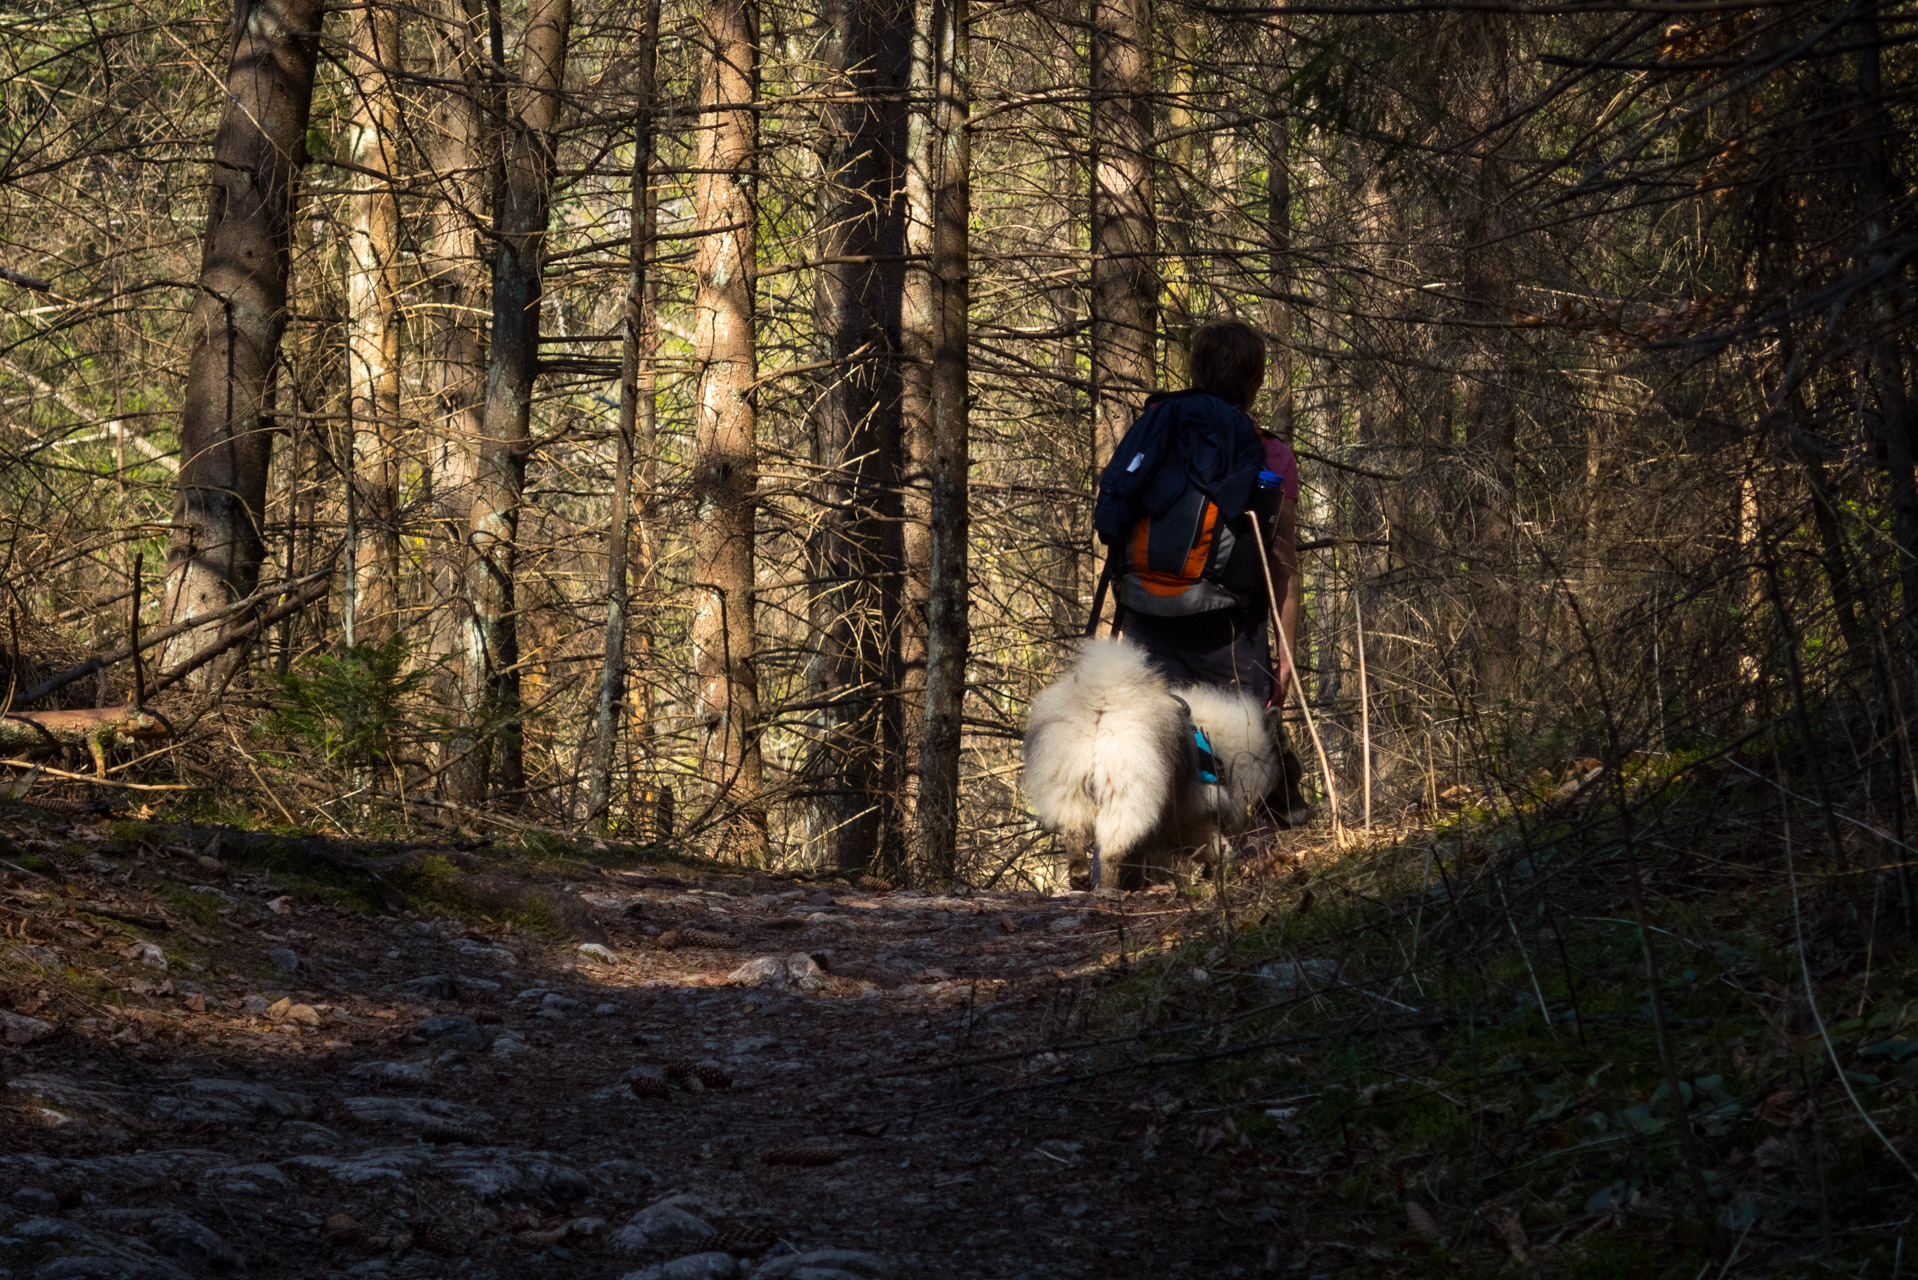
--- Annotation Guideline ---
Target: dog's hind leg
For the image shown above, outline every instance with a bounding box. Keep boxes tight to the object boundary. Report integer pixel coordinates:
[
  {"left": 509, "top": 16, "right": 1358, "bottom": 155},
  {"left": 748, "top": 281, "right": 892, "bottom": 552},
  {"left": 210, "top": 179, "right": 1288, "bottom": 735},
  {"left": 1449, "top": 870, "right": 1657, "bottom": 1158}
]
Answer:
[{"left": 1064, "top": 831, "right": 1093, "bottom": 892}]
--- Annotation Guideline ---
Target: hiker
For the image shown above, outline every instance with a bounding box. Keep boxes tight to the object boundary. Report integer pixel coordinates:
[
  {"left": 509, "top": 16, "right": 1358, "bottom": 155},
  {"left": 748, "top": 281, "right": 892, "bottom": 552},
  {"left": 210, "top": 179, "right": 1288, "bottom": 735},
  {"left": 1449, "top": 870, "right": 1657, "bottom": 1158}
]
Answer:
[{"left": 1091, "top": 318, "right": 1310, "bottom": 822}]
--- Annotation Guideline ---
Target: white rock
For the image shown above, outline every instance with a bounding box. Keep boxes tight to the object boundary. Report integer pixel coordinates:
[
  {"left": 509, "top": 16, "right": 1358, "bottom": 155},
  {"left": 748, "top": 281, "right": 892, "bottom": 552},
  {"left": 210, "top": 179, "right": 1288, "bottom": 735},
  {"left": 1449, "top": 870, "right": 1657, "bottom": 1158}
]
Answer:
[
  {"left": 578, "top": 942, "right": 620, "bottom": 964},
  {"left": 426, "top": 1148, "right": 592, "bottom": 1204},
  {"left": 608, "top": 1197, "right": 716, "bottom": 1256},
  {"left": 4, "top": 1074, "right": 134, "bottom": 1123},
  {"left": 1256, "top": 959, "right": 1339, "bottom": 990},
  {"left": 784, "top": 953, "right": 828, "bottom": 991},
  {"left": 727, "top": 956, "right": 789, "bottom": 987},
  {"left": 751, "top": 1250, "right": 893, "bottom": 1280},
  {"left": 452, "top": 938, "right": 516, "bottom": 966},
  {"left": 0, "top": 1008, "right": 53, "bottom": 1045},
  {"left": 621, "top": 1254, "right": 742, "bottom": 1280},
  {"left": 489, "top": 1033, "right": 531, "bottom": 1059},
  {"left": 148, "top": 1078, "right": 313, "bottom": 1128},
  {"left": 727, "top": 953, "right": 828, "bottom": 990},
  {"left": 340, "top": 1096, "right": 494, "bottom": 1139},
  {"left": 10, "top": 1216, "right": 195, "bottom": 1280},
  {"left": 206, "top": 1161, "right": 293, "bottom": 1194},
  {"left": 346, "top": 1061, "right": 434, "bottom": 1087},
  {"left": 121, "top": 940, "right": 167, "bottom": 971},
  {"left": 148, "top": 1210, "right": 240, "bottom": 1271}
]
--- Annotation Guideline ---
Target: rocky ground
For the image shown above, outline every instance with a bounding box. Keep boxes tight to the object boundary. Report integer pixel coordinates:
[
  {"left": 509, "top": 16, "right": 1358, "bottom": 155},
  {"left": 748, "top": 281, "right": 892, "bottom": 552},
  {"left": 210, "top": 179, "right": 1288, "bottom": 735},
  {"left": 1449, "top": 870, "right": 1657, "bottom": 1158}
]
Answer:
[{"left": 0, "top": 807, "right": 1273, "bottom": 1280}]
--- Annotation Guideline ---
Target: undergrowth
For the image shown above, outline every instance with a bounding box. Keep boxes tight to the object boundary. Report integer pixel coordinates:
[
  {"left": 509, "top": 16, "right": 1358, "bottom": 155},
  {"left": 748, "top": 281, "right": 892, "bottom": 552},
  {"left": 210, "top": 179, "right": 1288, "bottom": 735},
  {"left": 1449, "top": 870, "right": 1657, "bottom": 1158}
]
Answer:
[{"left": 1094, "top": 752, "right": 1918, "bottom": 1277}]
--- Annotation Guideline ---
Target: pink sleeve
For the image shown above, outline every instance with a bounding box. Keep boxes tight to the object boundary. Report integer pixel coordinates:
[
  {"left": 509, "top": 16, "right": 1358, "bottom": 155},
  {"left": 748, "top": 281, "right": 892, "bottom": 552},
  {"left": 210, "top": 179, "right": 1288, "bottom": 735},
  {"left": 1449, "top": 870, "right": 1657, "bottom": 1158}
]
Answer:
[{"left": 1263, "top": 437, "right": 1300, "bottom": 503}]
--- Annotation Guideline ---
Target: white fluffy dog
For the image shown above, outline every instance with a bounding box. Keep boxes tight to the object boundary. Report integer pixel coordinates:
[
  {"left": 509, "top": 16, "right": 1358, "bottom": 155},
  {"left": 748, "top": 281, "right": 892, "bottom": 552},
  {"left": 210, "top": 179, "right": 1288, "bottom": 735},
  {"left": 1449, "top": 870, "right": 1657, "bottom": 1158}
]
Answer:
[{"left": 1023, "top": 637, "right": 1290, "bottom": 890}]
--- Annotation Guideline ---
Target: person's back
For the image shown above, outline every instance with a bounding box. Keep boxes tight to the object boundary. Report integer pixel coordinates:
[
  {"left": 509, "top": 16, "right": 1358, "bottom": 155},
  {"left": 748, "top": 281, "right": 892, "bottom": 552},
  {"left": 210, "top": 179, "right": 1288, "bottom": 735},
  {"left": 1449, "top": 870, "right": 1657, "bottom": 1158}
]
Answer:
[{"left": 1093, "top": 319, "right": 1309, "bottom": 824}]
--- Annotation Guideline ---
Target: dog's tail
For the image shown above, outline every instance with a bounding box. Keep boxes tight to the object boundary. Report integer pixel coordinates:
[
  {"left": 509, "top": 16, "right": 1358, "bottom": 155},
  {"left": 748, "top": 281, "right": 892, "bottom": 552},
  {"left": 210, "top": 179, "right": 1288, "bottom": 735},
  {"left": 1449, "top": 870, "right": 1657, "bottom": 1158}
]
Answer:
[{"left": 1024, "top": 638, "right": 1184, "bottom": 856}]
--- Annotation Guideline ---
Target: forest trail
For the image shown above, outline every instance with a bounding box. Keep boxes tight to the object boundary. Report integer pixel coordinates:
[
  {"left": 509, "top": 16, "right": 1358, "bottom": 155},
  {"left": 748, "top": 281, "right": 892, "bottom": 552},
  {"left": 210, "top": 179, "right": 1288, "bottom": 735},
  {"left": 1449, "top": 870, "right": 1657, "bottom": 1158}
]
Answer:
[{"left": 0, "top": 807, "right": 1271, "bottom": 1280}]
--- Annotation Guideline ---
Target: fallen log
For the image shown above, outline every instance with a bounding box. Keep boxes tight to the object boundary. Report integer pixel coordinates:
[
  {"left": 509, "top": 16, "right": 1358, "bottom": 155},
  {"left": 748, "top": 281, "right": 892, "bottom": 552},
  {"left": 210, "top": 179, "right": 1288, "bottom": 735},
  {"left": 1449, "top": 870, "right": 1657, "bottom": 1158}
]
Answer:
[
  {"left": 0, "top": 706, "right": 173, "bottom": 775},
  {"left": 0, "top": 759, "right": 196, "bottom": 791},
  {"left": 128, "top": 823, "right": 412, "bottom": 912},
  {"left": 147, "top": 571, "right": 332, "bottom": 696},
  {"left": 5, "top": 561, "right": 335, "bottom": 711}
]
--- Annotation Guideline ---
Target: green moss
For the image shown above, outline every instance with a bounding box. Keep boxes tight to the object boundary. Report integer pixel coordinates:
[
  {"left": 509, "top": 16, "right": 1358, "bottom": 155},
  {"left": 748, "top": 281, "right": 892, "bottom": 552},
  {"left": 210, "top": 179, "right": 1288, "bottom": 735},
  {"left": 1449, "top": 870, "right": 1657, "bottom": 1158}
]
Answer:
[
  {"left": 154, "top": 885, "right": 227, "bottom": 929},
  {"left": 391, "top": 855, "right": 567, "bottom": 938},
  {"left": 397, "top": 852, "right": 460, "bottom": 890}
]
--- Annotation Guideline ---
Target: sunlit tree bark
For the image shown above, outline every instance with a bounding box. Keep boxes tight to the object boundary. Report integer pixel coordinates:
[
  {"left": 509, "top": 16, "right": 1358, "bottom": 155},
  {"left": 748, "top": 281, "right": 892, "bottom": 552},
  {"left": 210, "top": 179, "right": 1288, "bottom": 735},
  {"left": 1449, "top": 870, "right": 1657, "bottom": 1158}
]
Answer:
[
  {"left": 691, "top": 0, "right": 766, "bottom": 859},
  {"left": 587, "top": 0, "right": 660, "bottom": 827},
  {"left": 907, "top": 0, "right": 969, "bottom": 884},
  {"left": 159, "top": 0, "right": 324, "bottom": 682},
  {"left": 461, "top": 0, "right": 571, "bottom": 803},
  {"left": 422, "top": 0, "right": 488, "bottom": 800},
  {"left": 1089, "top": 0, "right": 1152, "bottom": 463},
  {"left": 343, "top": 0, "right": 402, "bottom": 644}
]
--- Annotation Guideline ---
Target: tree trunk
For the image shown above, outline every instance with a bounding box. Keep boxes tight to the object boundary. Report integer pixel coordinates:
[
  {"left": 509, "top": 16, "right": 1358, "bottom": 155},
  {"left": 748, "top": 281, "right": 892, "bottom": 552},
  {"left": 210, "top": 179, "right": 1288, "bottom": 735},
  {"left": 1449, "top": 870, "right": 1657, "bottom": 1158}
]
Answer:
[
  {"left": 1161, "top": 22, "right": 1195, "bottom": 387},
  {"left": 1264, "top": 64, "right": 1294, "bottom": 442},
  {"left": 587, "top": 0, "right": 659, "bottom": 828},
  {"left": 1852, "top": 0, "right": 1917, "bottom": 667},
  {"left": 1089, "top": 0, "right": 1153, "bottom": 464},
  {"left": 462, "top": 0, "right": 571, "bottom": 804},
  {"left": 423, "top": 0, "right": 488, "bottom": 802},
  {"left": 907, "top": 0, "right": 969, "bottom": 886},
  {"left": 345, "top": 0, "right": 403, "bottom": 644},
  {"left": 159, "top": 0, "right": 324, "bottom": 682},
  {"left": 807, "top": 0, "right": 910, "bottom": 873},
  {"left": 1458, "top": 16, "right": 1520, "bottom": 705},
  {"left": 691, "top": 0, "right": 766, "bottom": 860}
]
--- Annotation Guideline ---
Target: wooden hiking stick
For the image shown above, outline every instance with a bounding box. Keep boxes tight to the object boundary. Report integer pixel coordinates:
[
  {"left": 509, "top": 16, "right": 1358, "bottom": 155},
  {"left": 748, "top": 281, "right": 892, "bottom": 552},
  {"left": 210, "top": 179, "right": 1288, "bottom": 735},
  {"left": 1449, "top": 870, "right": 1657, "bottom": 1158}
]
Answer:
[{"left": 1247, "top": 515, "right": 1345, "bottom": 844}]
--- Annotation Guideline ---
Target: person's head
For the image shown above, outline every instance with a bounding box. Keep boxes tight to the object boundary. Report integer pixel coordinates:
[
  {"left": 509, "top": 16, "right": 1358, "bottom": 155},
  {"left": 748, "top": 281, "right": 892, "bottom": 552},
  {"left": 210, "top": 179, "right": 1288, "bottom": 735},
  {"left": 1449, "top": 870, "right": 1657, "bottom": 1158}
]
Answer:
[{"left": 1190, "top": 320, "right": 1266, "bottom": 411}]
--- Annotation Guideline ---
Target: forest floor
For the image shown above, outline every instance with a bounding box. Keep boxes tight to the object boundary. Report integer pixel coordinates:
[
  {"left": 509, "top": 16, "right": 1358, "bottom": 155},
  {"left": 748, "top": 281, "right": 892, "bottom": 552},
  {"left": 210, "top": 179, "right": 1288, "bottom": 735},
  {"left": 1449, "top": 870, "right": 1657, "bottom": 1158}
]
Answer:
[
  {"left": 0, "top": 798, "right": 1296, "bottom": 1280},
  {"left": 6, "top": 763, "right": 1918, "bottom": 1280}
]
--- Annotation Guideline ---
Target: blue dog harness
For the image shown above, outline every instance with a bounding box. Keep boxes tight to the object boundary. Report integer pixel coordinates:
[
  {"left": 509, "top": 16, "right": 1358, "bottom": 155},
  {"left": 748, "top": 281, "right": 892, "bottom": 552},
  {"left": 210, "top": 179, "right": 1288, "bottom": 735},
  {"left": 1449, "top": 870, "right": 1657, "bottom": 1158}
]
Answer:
[{"left": 1193, "top": 725, "right": 1220, "bottom": 785}]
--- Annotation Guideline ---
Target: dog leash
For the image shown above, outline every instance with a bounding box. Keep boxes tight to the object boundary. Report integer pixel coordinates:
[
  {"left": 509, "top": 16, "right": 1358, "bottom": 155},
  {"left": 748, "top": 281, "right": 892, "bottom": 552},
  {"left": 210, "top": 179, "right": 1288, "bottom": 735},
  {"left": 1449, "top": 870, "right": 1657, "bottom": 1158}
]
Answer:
[{"left": 1082, "top": 540, "right": 1127, "bottom": 638}]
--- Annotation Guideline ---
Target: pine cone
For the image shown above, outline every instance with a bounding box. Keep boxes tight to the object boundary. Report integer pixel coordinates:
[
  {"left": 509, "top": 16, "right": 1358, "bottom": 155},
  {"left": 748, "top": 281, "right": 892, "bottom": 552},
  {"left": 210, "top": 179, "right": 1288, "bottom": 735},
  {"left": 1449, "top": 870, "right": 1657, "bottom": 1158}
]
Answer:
[
  {"left": 699, "top": 1224, "right": 773, "bottom": 1257},
  {"left": 663, "top": 1059, "right": 701, "bottom": 1091},
  {"left": 855, "top": 875, "right": 892, "bottom": 892},
  {"left": 679, "top": 928, "right": 739, "bottom": 950},
  {"left": 761, "top": 1144, "right": 848, "bottom": 1167},
  {"left": 1405, "top": 1201, "right": 1441, "bottom": 1242},
  {"left": 628, "top": 1071, "right": 672, "bottom": 1100},
  {"left": 412, "top": 1222, "right": 456, "bottom": 1255},
  {"left": 325, "top": 1213, "right": 364, "bottom": 1246},
  {"left": 693, "top": 1060, "right": 732, "bottom": 1090},
  {"left": 655, "top": 930, "right": 681, "bottom": 949}
]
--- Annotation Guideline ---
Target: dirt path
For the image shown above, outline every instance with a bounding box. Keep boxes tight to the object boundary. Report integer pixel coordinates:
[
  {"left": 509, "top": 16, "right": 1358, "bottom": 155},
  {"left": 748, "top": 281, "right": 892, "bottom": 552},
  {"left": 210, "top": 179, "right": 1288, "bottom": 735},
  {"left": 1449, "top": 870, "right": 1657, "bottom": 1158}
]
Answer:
[{"left": 1, "top": 818, "right": 1266, "bottom": 1280}]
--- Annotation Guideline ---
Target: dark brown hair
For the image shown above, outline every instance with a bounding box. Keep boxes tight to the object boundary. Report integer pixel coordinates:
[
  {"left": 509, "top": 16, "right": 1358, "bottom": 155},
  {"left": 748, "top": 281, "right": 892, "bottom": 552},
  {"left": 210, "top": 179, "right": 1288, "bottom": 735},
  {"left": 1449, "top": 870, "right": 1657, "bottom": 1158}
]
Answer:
[{"left": 1189, "top": 320, "right": 1266, "bottom": 410}]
